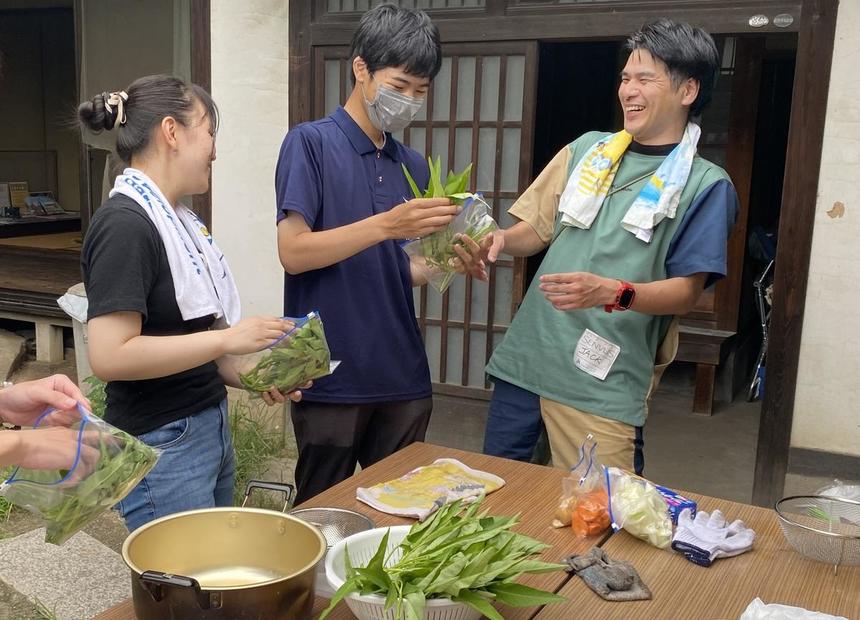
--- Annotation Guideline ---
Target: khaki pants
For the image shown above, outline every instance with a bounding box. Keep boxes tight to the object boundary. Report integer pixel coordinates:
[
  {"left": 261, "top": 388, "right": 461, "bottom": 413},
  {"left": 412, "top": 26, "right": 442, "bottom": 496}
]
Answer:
[{"left": 541, "top": 319, "right": 679, "bottom": 472}]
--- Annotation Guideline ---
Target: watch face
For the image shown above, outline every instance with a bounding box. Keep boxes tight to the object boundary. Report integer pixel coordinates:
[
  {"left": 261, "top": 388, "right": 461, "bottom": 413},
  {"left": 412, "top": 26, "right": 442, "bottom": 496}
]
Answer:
[{"left": 619, "top": 287, "right": 635, "bottom": 308}]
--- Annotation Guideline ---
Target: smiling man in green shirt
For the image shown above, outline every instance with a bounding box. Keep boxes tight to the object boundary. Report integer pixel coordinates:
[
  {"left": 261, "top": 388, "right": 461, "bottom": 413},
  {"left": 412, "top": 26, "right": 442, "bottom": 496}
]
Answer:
[{"left": 459, "top": 19, "right": 738, "bottom": 473}]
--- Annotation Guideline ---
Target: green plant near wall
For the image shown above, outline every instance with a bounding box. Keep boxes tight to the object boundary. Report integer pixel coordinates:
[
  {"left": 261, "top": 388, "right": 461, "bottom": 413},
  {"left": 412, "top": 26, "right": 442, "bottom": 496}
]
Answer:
[
  {"left": 0, "top": 467, "right": 12, "bottom": 527},
  {"left": 82, "top": 376, "right": 106, "bottom": 418},
  {"left": 229, "top": 398, "right": 285, "bottom": 507}
]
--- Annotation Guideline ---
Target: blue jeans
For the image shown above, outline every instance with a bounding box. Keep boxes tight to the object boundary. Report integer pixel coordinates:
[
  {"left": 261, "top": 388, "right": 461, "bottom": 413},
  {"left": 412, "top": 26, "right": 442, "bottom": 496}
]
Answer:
[
  {"left": 118, "top": 399, "right": 236, "bottom": 532},
  {"left": 483, "top": 377, "right": 544, "bottom": 462}
]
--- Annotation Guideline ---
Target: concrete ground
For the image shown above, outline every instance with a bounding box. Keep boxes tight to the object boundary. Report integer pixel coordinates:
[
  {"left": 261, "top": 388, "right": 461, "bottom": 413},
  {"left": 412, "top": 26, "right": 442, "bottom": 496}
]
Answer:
[{"left": 1, "top": 326, "right": 856, "bottom": 618}]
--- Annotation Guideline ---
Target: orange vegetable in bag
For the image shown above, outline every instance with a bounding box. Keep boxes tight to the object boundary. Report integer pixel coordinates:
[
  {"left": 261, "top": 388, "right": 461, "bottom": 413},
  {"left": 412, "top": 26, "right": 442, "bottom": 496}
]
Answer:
[{"left": 571, "top": 488, "right": 610, "bottom": 537}]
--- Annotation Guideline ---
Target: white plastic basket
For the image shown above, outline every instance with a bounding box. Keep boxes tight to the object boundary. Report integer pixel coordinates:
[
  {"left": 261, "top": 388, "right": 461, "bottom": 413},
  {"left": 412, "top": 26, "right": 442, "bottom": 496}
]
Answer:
[{"left": 325, "top": 525, "right": 481, "bottom": 620}]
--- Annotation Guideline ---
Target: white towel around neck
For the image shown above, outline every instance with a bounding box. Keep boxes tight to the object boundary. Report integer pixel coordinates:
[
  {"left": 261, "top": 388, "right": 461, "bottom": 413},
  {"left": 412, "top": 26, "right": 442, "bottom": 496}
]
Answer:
[{"left": 109, "top": 168, "right": 241, "bottom": 326}]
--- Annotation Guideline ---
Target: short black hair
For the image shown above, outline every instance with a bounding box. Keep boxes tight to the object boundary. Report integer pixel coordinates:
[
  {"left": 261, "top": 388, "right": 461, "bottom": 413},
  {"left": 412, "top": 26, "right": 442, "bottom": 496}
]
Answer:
[
  {"left": 625, "top": 18, "right": 720, "bottom": 116},
  {"left": 349, "top": 3, "right": 442, "bottom": 83},
  {"left": 78, "top": 74, "right": 218, "bottom": 164}
]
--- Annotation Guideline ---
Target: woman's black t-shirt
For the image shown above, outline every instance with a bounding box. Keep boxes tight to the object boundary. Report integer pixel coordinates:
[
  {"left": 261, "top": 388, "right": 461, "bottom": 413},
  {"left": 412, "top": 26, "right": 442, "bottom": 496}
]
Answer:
[{"left": 81, "top": 194, "right": 226, "bottom": 436}]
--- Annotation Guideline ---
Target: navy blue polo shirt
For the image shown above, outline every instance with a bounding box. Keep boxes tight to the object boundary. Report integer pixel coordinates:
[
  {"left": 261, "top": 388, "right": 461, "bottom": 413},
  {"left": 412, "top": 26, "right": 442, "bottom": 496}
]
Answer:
[{"left": 275, "top": 107, "right": 432, "bottom": 403}]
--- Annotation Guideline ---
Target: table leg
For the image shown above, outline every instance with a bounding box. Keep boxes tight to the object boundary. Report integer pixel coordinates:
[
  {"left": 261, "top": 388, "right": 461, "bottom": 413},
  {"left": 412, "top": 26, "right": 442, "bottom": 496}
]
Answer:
[
  {"left": 35, "top": 321, "right": 64, "bottom": 362},
  {"left": 692, "top": 363, "right": 715, "bottom": 416}
]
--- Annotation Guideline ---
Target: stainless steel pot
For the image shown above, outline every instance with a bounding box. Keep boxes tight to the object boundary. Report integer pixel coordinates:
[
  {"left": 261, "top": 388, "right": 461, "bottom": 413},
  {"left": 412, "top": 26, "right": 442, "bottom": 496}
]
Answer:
[{"left": 121, "top": 482, "right": 326, "bottom": 619}]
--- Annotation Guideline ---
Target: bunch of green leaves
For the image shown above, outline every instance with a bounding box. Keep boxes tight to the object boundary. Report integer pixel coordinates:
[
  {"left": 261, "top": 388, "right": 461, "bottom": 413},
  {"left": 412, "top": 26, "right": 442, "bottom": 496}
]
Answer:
[
  {"left": 238, "top": 313, "right": 331, "bottom": 396},
  {"left": 1, "top": 416, "right": 159, "bottom": 545},
  {"left": 402, "top": 157, "right": 473, "bottom": 203},
  {"left": 321, "top": 497, "right": 566, "bottom": 620},
  {"left": 403, "top": 158, "right": 497, "bottom": 292}
]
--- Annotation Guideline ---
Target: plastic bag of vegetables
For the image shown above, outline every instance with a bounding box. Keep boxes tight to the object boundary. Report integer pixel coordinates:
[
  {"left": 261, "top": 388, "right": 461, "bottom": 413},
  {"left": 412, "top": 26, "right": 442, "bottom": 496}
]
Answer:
[
  {"left": 402, "top": 158, "right": 498, "bottom": 294},
  {"left": 605, "top": 467, "right": 673, "bottom": 549},
  {"left": 0, "top": 403, "right": 159, "bottom": 545},
  {"left": 551, "top": 433, "right": 610, "bottom": 537},
  {"left": 237, "top": 311, "right": 334, "bottom": 397}
]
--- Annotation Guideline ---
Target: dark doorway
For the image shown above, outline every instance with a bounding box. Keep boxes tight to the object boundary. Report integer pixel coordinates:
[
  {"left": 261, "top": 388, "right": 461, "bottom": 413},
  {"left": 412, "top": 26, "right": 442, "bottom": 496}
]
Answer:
[
  {"left": 526, "top": 41, "right": 620, "bottom": 285},
  {"left": 735, "top": 37, "right": 796, "bottom": 402}
]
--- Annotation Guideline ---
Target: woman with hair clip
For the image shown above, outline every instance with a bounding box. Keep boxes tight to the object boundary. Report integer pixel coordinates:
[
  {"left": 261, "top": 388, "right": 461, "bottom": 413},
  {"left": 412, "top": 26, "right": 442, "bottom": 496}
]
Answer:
[{"left": 79, "top": 75, "right": 303, "bottom": 532}]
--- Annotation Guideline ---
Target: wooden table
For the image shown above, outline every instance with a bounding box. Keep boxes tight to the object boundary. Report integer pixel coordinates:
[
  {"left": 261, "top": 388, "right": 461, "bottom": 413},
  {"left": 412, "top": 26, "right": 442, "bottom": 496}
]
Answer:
[
  {"left": 535, "top": 493, "right": 860, "bottom": 620},
  {"left": 94, "top": 442, "right": 605, "bottom": 620},
  {"left": 93, "top": 443, "right": 860, "bottom": 620}
]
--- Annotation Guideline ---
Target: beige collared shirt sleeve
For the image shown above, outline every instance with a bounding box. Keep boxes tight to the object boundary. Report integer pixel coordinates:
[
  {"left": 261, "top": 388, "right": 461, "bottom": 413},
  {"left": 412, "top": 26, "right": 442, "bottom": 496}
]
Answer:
[{"left": 507, "top": 146, "right": 572, "bottom": 244}]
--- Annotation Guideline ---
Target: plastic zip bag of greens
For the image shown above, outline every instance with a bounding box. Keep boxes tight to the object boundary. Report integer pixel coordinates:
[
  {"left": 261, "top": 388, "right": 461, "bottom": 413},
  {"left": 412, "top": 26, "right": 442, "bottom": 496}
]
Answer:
[
  {"left": 0, "top": 404, "right": 160, "bottom": 545},
  {"left": 404, "top": 194, "right": 498, "bottom": 294},
  {"left": 237, "top": 311, "right": 335, "bottom": 396},
  {"left": 605, "top": 466, "right": 673, "bottom": 549}
]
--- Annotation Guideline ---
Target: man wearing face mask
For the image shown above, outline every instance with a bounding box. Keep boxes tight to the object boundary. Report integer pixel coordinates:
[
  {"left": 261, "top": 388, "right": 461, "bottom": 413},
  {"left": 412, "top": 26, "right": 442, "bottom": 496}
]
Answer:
[{"left": 275, "top": 4, "right": 454, "bottom": 504}]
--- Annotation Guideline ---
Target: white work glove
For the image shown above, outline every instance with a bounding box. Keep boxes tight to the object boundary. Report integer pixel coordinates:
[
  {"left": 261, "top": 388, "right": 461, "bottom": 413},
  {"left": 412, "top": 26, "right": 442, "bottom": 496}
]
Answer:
[{"left": 671, "top": 508, "right": 755, "bottom": 567}]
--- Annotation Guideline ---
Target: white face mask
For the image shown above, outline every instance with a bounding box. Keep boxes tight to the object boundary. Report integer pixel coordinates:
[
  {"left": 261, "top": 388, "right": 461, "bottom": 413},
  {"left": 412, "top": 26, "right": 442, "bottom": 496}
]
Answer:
[{"left": 362, "top": 83, "right": 425, "bottom": 133}]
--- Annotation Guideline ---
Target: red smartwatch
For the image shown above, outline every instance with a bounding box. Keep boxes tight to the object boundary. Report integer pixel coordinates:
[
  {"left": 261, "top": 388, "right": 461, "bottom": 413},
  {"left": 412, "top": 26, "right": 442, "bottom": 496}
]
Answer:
[{"left": 605, "top": 280, "right": 636, "bottom": 313}]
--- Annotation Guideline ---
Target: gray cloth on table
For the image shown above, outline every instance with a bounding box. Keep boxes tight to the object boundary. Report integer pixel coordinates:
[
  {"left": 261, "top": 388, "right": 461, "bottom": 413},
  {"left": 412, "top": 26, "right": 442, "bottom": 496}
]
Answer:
[{"left": 564, "top": 547, "right": 652, "bottom": 602}]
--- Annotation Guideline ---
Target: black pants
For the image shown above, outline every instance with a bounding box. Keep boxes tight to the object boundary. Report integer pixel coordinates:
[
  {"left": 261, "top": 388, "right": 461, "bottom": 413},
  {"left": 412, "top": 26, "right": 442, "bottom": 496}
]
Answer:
[{"left": 290, "top": 397, "right": 433, "bottom": 504}]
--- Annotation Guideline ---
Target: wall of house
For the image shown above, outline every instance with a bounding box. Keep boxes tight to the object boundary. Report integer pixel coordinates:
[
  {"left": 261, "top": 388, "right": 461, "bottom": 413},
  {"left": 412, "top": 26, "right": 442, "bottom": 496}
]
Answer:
[
  {"left": 791, "top": 0, "right": 860, "bottom": 457},
  {"left": 209, "top": 0, "right": 289, "bottom": 317}
]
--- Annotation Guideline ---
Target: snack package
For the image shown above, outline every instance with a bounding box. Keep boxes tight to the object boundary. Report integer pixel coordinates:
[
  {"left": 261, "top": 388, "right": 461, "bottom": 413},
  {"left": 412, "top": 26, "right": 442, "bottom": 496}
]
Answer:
[
  {"left": 404, "top": 194, "right": 498, "bottom": 294},
  {"left": 0, "top": 404, "right": 159, "bottom": 545},
  {"left": 654, "top": 484, "right": 697, "bottom": 524},
  {"left": 236, "top": 311, "right": 335, "bottom": 396},
  {"left": 605, "top": 467, "right": 673, "bottom": 549}
]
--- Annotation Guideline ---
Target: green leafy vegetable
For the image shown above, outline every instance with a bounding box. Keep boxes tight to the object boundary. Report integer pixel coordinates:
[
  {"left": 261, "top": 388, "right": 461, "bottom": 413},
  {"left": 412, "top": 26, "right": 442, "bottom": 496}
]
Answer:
[
  {"left": 238, "top": 312, "right": 331, "bottom": 395},
  {"left": 2, "top": 414, "right": 159, "bottom": 545},
  {"left": 320, "top": 497, "right": 566, "bottom": 619},
  {"left": 402, "top": 158, "right": 498, "bottom": 293},
  {"left": 40, "top": 429, "right": 157, "bottom": 544}
]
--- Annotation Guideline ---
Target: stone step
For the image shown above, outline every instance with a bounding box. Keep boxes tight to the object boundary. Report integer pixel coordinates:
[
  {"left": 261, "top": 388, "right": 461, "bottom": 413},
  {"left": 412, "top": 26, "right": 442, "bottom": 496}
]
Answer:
[{"left": 0, "top": 528, "right": 130, "bottom": 620}]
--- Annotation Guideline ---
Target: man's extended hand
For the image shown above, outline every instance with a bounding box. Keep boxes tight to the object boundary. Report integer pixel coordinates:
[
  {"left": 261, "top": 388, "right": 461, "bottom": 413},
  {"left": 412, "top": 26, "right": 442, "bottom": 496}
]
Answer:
[
  {"left": 0, "top": 375, "right": 89, "bottom": 427},
  {"left": 539, "top": 272, "right": 618, "bottom": 311},
  {"left": 451, "top": 230, "right": 505, "bottom": 281}
]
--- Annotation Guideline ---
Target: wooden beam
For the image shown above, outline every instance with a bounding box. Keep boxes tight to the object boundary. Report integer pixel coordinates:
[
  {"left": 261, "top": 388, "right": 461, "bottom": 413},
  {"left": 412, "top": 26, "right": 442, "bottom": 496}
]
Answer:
[
  {"left": 752, "top": 0, "right": 839, "bottom": 507},
  {"left": 191, "top": 0, "right": 212, "bottom": 229},
  {"left": 308, "top": 2, "right": 802, "bottom": 46},
  {"left": 289, "top": 1, "right": 313, "bottom": 127}
]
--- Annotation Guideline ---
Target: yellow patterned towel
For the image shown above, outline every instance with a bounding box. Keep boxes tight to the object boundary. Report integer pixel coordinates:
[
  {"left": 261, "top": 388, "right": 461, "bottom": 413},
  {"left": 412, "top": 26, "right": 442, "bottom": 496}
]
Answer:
[
  {"left": 356, "top": 458, "right": 505, "bottom": 520},
  {"left": 559, "top": 123, "right": 701, "bottom": 242}
]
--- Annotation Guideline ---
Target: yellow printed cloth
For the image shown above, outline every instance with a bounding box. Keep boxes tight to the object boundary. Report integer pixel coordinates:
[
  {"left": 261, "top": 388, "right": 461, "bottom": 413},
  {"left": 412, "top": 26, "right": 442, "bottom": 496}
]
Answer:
[
  {"left": 558, "top": 123, "right": 701, "bottom": 243},
  {"left": 356, "top": 458, "right": 505, "bottom": 520}
]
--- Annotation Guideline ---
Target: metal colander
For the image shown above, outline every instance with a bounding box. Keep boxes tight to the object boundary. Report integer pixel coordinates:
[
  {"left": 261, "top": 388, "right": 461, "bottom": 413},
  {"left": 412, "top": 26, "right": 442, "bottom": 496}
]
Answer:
[
  {"left": 289, "top": 507, "right": 375, "bottom": 597},
  {"left": 289, "top": 507, "right": 375, "bottom": 548},
  {"left": 775, "top": 495, "right": 860, "bottom": 570}
]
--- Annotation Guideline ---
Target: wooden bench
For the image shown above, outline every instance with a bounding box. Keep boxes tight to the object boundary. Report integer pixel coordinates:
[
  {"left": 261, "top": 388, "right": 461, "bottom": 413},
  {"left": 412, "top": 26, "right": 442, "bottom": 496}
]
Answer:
[
  {"left": 0, "top": 289, "right": 71, "bottom": 363},
  {"left": 675, "top": 323, "right": 735, "bottom": 415}
]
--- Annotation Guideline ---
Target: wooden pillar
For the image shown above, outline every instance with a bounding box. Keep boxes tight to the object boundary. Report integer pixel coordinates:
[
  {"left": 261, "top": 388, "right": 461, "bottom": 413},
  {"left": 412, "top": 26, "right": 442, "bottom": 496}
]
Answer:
[{"left": 752, "top": 0, "right": 840, "bottom": 507}]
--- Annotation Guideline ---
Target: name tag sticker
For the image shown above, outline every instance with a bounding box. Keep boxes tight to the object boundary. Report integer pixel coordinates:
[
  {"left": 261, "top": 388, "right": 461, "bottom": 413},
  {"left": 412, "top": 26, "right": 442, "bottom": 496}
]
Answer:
[{"left": 574, "top": 329, "right": 621, "bottom": 381}]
